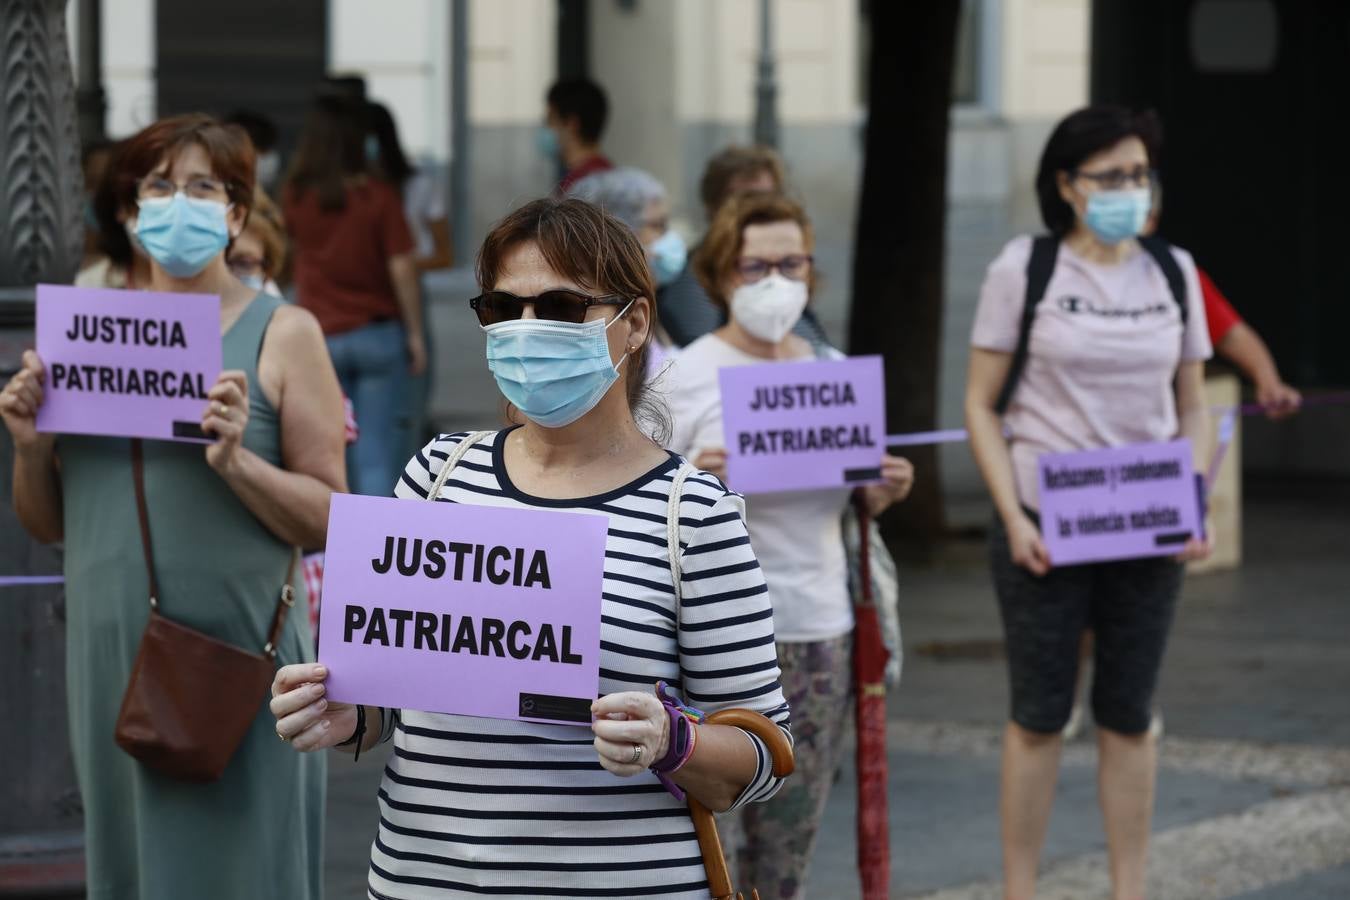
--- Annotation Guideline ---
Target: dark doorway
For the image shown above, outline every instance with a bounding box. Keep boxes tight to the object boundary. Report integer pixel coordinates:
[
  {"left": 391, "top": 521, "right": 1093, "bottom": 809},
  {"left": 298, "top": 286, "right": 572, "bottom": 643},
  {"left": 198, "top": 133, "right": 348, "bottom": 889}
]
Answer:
[
  {"left": 1092, "top": 0, "right": 1350, "bottom": 387},
  {"left": 156, "top": 0, "right": 327, "bottom": 157}
]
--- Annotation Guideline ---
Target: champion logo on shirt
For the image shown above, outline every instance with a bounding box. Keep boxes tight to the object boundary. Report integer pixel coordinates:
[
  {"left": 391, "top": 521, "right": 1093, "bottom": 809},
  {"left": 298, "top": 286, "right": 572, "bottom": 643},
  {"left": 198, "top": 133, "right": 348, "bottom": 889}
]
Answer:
[{"left": 1056, "top": 295, "right": 1171, "bottom": 320}]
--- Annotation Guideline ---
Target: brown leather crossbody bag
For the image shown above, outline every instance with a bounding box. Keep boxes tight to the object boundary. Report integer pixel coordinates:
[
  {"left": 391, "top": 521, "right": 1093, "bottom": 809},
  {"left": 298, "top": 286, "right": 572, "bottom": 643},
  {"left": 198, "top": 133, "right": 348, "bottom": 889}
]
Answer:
[{"left": 114, "top": 439, "right": 296, "bottom": 782}]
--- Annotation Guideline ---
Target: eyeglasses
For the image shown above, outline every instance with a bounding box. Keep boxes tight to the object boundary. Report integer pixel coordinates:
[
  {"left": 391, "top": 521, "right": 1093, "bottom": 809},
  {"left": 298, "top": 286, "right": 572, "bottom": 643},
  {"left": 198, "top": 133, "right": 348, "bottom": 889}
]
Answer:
[
  {"left": 137, "top": 175, "right": 229, "bottom": 201},
  {"left": 469, "top": 289, "right": 631, "bottom": 326},
  {"left": 227, "top": 254, "right": 266, "bottom": 278},
  {"left": 1074, "top": 166, "right": 1156, "bottom": 191},
  {"left": 735, "top": 254, "right": 813, "bottom": 283}
]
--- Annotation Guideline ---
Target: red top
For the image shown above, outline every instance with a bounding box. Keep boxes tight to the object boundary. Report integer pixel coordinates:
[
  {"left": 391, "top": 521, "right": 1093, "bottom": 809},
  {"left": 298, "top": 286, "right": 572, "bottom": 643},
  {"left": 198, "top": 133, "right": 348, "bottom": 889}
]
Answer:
[
  {"left": 1198, "top": 265, "right": 1242, "bottom": 346},
  {"left": 284, "top": 178, "right": 414, "bottom": 336},
  {"left": 558, "top": 154, "right": 615, "bottom": 194}
]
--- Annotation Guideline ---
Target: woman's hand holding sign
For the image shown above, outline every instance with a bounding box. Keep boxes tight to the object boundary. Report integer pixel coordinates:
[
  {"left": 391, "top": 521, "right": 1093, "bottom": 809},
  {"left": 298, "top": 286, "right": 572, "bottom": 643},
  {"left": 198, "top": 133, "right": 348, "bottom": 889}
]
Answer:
[
  {"left": 0, "top": 350, "right": 52, "bottom": 452},
  {"left": 863, "top": 453, "right": 915, "bottom": 517},
  {"left": 201, "top": 370, "right": 249, "bottom": 472},
  {"left": 270, "top": 664, "right": 360, "bottom": 752},
  {"left": 591, "top": 691, "right": 670, "bottom": 778},
  {"left": 692, "top": 448, "right": 728, "bottom": 483}
]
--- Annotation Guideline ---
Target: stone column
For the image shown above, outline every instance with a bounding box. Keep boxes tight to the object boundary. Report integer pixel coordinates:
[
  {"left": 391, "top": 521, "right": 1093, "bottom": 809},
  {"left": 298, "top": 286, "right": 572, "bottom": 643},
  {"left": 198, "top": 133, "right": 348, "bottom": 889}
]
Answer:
[
  {"left": 0, "top": 0, "right": 85, "bottom": 288},
  {"left": 0, "top": 1, "right": 85, "bottom": 895}
]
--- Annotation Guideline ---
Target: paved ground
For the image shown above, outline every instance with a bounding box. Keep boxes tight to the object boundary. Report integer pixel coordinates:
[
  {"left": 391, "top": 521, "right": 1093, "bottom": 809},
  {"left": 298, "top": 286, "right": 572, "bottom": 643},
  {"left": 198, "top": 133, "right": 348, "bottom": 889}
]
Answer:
[{"left": 324, "top": 477, "right": 1350, "bottom": 899}]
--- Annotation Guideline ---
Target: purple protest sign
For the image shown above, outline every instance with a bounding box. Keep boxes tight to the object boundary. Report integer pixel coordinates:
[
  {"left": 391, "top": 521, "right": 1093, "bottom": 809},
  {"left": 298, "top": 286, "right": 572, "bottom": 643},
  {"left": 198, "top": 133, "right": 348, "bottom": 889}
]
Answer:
[
  {"left": 316, "top": 493, "right": 608, "bottom": 726},
  {"left": 35, "top": 284, "right": 221, "bottom": 442},
  {"left": 1038, "top": 439, "right": 1203, "bottom": 567},
  {"left": 718, "top": 355, "right": 886, "bottom": 494}
]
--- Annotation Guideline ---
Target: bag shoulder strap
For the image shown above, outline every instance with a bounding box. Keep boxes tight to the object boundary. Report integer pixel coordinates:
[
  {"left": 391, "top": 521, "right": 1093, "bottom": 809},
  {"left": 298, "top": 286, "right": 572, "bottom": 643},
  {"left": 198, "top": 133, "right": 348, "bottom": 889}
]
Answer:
[
  {"left": 1137, "top": 235, "right": 1188, "bottom": 325},
  {"left": 130, "top": 439, "right": 161, "bottom": 610},
  {"left": 666, "top": 460, "right": 698, "bottom": 607},
  {"left": 427, "top": 431, "right": 495, "bottom": 501},
  {"left": 995, "top": 235, "right": 1060, "bottom": 414},
  {"left": 131, "top": 438, "right": 297, "bottom": 657}
]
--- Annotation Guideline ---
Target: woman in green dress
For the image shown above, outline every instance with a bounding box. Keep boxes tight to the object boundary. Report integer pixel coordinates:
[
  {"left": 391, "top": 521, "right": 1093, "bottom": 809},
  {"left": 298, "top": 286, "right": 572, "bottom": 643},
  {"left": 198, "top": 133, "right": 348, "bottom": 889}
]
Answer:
[{"left": 0, "top": 115, "right": 346, "bottom": 899}]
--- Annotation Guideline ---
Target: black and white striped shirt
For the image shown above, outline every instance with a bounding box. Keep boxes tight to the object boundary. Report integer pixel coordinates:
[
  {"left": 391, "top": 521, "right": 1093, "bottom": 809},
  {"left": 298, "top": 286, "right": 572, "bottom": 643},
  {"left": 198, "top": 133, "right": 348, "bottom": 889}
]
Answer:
[{"left": 367, "top": 430, "right": 791, "bottom": 899}]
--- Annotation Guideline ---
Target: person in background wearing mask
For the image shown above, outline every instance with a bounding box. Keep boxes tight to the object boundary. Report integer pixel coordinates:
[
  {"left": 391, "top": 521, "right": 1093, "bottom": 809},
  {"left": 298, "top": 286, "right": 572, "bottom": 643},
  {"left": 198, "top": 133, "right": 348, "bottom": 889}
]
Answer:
[
  {"left": 225, "top": 109, "right": 282, "bottom": 193},
  {"left": 269, "top": 197, "right": 792, "bottom": 899},
  {"left": 226, "top": 187, "right": 288, "bottom": 297},
  {"left": 366, "top": 100, "right": 452, "bottom": 461},
  {"left": 567, "top": 166, "right": 687, "bottom": 369},
  {"left": 76, "top": 139, "right": 155, "bottom": 290},
  {"left": 1, "top": 114, "right": 345, "bottom": 899},
  {"left": 964, "top": 106, "right": 1212, "bottom": 900},
  {"left": 665, "top": 192, "right": 914, "bottom": 900},
  {"left": 284, "top": 94, "right": 426, "bottom": 497},
  {"left": 1061, "top": 181, "right": 1302, "bottom": 743},
  {"left": 660, "top": 145, "right": 832, "bottom": 351},
  {"left": 1146, "top": 185, "right": 1301, "bottom": 420},
  {"left": 540, "top": 78, "right": 613, "bottom": 194}
]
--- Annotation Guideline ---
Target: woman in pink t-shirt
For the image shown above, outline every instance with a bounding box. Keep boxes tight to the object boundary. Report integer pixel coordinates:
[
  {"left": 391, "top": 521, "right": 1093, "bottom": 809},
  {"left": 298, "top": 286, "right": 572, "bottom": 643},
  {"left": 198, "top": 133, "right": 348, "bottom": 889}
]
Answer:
[{"left": 963, "top": 106, "right": 1213, "bottom": 900}]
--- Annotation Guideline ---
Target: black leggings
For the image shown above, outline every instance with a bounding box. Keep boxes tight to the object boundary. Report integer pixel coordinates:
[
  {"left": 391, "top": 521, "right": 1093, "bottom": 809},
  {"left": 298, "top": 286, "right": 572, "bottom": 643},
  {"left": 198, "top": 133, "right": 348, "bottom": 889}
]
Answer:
[{"left": 989, "top": 514, "right": 1183, "bottom": 736}]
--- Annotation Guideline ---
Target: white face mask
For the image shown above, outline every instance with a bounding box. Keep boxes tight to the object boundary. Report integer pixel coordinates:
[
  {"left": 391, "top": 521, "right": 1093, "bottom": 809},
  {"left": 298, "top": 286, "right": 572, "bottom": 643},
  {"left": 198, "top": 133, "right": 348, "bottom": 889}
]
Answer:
[{"left": 730, "top": 273, "right": 809, "bottom": 343}]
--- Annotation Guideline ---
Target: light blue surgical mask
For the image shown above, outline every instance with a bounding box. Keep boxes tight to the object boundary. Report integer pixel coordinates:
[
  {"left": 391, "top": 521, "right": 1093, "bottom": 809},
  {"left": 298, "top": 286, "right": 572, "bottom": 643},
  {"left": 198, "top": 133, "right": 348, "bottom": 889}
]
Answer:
[
  {"left": 1083, "top": 187, "right": 1151, "bottom": 245},
  {"left": 364, "top": 134, "right": 381, "bottom": 163},
  {"left": 484, "top": 301, "right": 633, "bottom": 428},
  {"left": 237, "top": 272, "right": 265, "bottom": 292},
  {"left": 535, "top": 126, "right": 561, "bottom": 162},
  {"left": 647, "top": 230, "right": 687, "bottom": 287},
  {"left": 134, "top": 193, "right": 231, "bottom": 277}
]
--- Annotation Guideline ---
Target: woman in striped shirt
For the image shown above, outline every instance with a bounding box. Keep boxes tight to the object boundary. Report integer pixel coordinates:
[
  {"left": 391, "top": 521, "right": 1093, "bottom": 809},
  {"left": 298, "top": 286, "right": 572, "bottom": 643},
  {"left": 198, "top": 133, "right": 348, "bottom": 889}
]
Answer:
[{"left": 270, "top": 197, "right": 792, "bottom": 898}]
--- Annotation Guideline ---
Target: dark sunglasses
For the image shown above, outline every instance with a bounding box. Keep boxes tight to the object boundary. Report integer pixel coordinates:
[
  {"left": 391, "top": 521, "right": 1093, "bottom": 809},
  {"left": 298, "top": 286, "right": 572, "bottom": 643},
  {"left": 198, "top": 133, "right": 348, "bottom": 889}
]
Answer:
[{"left": 469, "top": 289, "right": 631, "bottom": 326}]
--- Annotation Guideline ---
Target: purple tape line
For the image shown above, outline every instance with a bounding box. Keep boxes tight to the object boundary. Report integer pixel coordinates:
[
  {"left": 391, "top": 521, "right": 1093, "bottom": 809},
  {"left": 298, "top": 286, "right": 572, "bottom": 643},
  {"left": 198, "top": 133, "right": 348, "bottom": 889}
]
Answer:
[
  {"left": 885, "top": 428, "right": 970, "bottom": 447},
  {"left": 0, "top": 575, "right": 64, "bottom": 587}
]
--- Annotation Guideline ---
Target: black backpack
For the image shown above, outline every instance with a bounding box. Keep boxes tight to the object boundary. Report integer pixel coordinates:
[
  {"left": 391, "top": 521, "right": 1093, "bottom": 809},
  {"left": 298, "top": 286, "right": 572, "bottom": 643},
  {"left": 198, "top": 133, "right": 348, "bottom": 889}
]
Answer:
[{"left": 994, "top": 234, "right": 1189, "bottom": 414}]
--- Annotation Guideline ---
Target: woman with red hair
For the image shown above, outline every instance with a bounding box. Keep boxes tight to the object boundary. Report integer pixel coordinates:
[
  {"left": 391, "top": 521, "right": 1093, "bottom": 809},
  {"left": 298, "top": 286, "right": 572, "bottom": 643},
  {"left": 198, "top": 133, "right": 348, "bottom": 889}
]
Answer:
[{"left": 0, "top": 114, "right": 344, "bottom": 899}]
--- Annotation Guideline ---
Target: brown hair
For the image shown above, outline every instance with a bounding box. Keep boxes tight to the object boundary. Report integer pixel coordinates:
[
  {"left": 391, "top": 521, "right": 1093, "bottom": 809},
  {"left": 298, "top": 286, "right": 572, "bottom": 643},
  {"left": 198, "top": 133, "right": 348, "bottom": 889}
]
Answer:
[
  {"left": 693, "top": 192, "right": 815, "bottom": 310},
  {"left": 244, "top": 187, "right": 289, "bottom": 283},
  {"left": 285, "top": 95, "right": 369, "bottom": 213},
  {"left": 698, "top": 145, "right": 785, "bottom": 217},
  {"left": 476, "top": 197, "right": 664, "bottom": 434},
  {"left": 114, "top": 114, "right": 255, "bottom": 223}
]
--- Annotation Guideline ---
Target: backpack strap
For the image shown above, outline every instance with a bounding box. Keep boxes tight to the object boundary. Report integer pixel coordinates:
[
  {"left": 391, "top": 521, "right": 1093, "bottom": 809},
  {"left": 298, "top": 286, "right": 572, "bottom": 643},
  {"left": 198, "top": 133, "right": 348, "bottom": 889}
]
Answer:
[
  {"left": 1137, "top": 235, "right": 1189, "bottom": 325},
  {"left": 994, "top": 235, "right": 1060, "bottom": 415},
  {"left": 666, "top": 461, "right": 698, "bottom": 607},
  {"left": 426, "top": 431, "right": 495, "bottom": 501}
]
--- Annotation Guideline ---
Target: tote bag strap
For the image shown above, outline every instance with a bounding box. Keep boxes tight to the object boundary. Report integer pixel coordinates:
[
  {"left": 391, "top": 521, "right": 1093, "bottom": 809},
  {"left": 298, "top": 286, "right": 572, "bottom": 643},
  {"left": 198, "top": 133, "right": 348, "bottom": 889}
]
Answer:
[
  {"left": 666, "top": 460, "right": 698, "bottom": 608},
  {"left": 132, "top": 438, "right": 297, "bottom": 657},
  {"left": 427, "top": 431, "right": 495, "bottom": 501}
]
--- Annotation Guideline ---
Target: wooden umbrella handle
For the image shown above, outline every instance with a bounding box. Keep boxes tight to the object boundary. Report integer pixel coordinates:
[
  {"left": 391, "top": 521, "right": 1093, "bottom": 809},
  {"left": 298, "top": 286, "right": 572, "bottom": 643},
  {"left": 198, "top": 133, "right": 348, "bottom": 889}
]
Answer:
[{"left": 688, "top": 709, "right": 796, "bottom": 900}]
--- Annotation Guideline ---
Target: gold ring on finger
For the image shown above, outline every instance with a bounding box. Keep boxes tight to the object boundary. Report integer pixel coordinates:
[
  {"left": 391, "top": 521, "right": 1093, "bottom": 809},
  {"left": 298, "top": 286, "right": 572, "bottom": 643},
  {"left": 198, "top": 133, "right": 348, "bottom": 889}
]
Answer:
[
  {"left": 216, "top": 402, "right": 228, "bottom": 416},
  {"left": 277, "top": 730, "right": 289, "bottom": 743}
]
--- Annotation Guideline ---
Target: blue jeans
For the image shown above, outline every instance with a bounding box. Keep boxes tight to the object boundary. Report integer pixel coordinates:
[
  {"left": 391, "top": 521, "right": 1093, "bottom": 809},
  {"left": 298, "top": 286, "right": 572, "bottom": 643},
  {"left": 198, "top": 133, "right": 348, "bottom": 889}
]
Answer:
[{"left": 326, "top": 320, "right": 408, "bottom": 497}]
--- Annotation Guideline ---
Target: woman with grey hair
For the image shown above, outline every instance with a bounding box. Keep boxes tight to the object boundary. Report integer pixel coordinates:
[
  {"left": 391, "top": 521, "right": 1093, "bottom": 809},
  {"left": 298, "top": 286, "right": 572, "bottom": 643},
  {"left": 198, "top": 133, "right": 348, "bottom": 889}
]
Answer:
[{"left": 569, "top": 167, "right": 689, "bottom": 291}]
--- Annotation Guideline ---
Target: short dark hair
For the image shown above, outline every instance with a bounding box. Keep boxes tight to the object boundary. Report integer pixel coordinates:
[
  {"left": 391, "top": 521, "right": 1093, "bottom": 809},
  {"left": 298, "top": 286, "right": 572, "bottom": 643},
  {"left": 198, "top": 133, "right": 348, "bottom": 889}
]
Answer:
[
  {"left": 224, "top": 109, "right": 279, "bottom": 154},
  {"left": 90, "top": 139, "right": 132, "bottom": 266},
  {"left": 1036, "top": 105, "right": 1163, "bottom": 235},
  {"left": 546, "top": 79, "right": 609, "bottom": 144},
  {"left": 476, "top": 197, "right": 661, "bottom": 433}
]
